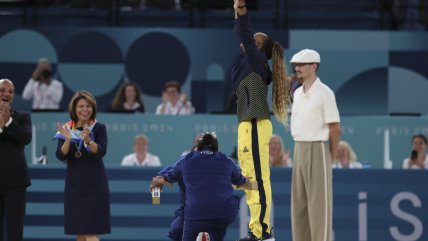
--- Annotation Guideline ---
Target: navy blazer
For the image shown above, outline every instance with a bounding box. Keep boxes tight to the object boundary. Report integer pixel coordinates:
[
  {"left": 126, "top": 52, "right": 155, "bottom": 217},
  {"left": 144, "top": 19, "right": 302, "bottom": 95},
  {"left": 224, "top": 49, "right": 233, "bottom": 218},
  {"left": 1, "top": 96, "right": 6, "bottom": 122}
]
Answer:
[{"left": 0, "top": 110, "right": 32, "bottom": 187}]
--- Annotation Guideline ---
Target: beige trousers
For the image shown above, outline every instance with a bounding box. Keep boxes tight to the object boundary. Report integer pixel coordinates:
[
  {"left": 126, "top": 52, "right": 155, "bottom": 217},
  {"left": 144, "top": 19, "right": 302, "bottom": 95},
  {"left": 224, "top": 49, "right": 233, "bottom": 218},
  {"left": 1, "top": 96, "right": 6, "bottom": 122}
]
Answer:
[{"left": 291, "top": 141, "right": 332, "bottom": 241}]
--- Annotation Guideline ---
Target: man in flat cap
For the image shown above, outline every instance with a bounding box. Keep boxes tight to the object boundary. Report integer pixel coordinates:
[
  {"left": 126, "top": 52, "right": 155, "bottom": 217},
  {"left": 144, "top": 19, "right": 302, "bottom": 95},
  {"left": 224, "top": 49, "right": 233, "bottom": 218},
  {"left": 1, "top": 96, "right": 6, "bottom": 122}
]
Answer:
[{"left": 289, "top": 49, "right": 341, "bottom": 241}]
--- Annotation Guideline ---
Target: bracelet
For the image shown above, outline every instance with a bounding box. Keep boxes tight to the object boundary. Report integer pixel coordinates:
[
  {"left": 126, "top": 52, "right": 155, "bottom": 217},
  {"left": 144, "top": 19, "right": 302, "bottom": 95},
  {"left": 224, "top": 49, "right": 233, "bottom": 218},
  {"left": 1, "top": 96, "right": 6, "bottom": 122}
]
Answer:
[{"left": 238, "top": 5, "right": 246, "bottom": 9}]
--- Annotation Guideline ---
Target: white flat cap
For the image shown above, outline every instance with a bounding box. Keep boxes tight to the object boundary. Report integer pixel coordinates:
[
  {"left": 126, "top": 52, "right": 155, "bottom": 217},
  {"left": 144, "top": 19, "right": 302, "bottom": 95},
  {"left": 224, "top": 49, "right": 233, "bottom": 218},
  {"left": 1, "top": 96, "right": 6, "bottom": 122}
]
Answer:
[{"left": 290, "top": 49, "right": 321, "bottom": 63}]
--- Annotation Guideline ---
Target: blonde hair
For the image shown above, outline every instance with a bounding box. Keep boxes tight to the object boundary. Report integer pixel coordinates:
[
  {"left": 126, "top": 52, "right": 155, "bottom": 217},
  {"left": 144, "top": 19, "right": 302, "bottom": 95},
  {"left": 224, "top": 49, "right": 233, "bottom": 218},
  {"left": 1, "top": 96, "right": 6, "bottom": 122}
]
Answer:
[
  {"left": 269, "top": 134, "right": 290, "bottom": 167},
  {"left": 339, "top": 140, "right": 357, "bottom": 162},
  {"left": 134, "top": 134, "right": 149, "bottom": 145}
]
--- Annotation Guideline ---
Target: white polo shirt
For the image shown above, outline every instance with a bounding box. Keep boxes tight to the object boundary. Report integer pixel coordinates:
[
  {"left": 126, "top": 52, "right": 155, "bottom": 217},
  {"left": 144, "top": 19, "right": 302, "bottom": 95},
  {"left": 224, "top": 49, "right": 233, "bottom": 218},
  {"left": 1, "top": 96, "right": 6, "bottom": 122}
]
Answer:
[
  {"left": 291, "top": 78, "right": 340, "bottom": 141},
  {"left": 121, "top": 152, "right": 161, "bottom": 167}
]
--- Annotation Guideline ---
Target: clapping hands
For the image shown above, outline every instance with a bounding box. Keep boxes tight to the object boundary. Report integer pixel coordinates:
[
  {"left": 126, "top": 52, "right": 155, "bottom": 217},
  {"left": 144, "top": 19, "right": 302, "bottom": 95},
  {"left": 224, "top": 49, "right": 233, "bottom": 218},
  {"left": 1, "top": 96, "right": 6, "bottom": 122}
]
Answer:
[
  {"left": 56, "top": 122, "right": 71, "bottom": 140},
  {"left": 80, "top": 125, "right": 91, "bottom": 143},
  {"left": 0, "top": 102, "right": 11, "bottom": 128}
]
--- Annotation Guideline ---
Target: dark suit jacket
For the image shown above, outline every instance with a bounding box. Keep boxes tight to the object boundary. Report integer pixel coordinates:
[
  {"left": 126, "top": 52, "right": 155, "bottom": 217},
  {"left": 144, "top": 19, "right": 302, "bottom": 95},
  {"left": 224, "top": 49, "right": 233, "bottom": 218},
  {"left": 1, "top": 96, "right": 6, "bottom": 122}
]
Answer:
[{"left": 0, "top": 110, "right": 32, "bottom": 187}]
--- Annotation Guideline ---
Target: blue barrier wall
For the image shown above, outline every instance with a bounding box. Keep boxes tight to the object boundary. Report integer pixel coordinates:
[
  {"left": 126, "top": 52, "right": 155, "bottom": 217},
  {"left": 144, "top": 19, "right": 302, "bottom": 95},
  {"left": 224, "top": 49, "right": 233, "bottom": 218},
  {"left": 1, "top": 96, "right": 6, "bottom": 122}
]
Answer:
[
  {"left": 28, "top": 113, "right": 428, "bottom": 169},
  {"left": 25, "top": 167, "right": 428, "bottom": 241},
  {"left": 1, "top": 28, "right": 427, "bottom": 115}
]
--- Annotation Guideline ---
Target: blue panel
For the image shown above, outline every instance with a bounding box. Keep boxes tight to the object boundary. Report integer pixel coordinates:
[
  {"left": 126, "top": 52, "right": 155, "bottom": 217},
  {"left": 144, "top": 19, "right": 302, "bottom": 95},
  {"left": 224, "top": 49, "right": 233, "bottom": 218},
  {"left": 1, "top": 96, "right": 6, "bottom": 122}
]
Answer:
[
  {"left": 125, "top": 32, "right": 190, "bottom": 96},
  {"left": 336, "top": 67, "right": 388, "bottom": 115}
]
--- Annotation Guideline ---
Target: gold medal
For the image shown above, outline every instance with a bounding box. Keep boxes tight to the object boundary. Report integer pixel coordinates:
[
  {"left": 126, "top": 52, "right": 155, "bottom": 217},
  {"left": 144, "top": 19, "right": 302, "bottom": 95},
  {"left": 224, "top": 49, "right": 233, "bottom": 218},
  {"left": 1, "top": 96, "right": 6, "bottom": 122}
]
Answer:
[{"left": 74, "top": 141, "right": 83, "bottom": 158}]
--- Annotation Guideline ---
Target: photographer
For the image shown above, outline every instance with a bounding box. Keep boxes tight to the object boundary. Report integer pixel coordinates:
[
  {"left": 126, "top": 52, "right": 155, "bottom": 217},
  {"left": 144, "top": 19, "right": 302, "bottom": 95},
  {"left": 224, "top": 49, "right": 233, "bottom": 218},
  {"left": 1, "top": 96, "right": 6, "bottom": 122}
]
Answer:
[
  {"left": 22, "top": 58, "right": 63, "bottom": 110},
  {"left": 402, "top": 134, "right": 428, "bottom": 169}
]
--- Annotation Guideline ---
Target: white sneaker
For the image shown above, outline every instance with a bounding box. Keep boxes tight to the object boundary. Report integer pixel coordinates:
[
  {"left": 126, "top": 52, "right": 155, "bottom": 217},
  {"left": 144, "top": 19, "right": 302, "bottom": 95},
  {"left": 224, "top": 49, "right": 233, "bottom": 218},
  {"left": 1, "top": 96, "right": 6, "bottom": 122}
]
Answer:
[{"left": 196, "top": 232, "right": 210, "bottom": 241}]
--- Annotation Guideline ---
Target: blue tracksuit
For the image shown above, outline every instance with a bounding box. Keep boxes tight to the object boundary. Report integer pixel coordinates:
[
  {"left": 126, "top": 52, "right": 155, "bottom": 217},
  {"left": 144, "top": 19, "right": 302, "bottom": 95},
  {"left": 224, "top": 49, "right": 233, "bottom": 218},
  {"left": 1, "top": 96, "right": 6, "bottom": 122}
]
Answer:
[
  {"left": 161, "top": 149, "right": 246, "bottom": 241},
  {"left": 158, "top": 166, "right": 185, "bottom": 241}
]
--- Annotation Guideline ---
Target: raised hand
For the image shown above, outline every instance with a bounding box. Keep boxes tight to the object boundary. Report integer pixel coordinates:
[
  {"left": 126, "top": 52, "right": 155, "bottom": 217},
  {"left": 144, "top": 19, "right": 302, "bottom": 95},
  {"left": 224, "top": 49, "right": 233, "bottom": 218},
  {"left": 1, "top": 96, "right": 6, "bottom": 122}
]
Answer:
[
  {"left": 0, "top": 101, "right": 10, "bottom": 128},
  {"left": 0, "top": 113, "right": 4, "bottom": 128},
  {"left": 81, "top": 125, "right": 90, "bottom": 143},
  {"left": 234, "top": 0, "right": 246, "bottom": 10},
  {"left": 56, "top": 122, "right": 71, "bottom": 140}
]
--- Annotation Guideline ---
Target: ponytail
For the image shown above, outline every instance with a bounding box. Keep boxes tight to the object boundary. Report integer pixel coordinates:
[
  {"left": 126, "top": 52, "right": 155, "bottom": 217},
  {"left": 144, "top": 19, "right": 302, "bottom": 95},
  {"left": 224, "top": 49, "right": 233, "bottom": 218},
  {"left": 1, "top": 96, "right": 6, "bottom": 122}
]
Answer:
[{"left": 271, "top": 42, "right": 291, "bottom": 127}]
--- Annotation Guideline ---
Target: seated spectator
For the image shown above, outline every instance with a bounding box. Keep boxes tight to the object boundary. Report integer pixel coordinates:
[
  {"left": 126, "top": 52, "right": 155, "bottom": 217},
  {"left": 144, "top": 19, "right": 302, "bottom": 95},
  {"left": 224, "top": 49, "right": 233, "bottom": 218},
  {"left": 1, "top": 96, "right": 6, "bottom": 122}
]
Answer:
[
  {"left": 156, "top": 81, "right": 195, "bottom": 115},
  {"left": 121, "top": 134, "right": 161, "bottom": 166},
  {"left": 22, "top": 58, "right": 63, "bottom": 110},
  {"left": 333, "top": 140, "right": 362, "bottom": 169},
  {"left": 403, "top": 134, "right": 428, "bottom": 169},
  {"left": 108, "top": 82, "right": 145, "bottom": 113},
  {"left": 269, "top": 134, "right": 292, "bottom": 167}
]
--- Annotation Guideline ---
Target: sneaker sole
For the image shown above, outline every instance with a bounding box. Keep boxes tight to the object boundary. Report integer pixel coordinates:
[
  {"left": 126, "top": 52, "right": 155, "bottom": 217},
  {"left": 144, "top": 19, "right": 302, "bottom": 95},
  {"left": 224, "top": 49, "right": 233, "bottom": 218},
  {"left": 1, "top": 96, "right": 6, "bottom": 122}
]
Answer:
[{"left": 263, "top": 238, "right": 275, "bottom": 241}]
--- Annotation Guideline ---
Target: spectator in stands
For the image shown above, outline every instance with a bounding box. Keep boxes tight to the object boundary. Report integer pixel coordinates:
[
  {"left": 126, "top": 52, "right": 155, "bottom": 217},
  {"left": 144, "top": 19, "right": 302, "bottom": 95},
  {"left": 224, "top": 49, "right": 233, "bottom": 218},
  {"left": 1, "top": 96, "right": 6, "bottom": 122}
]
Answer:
[
  {"left": 269, "top": 134, "right": 292, "bottom": 167},
  {"left": 232, "top": 0, "right": 291, "bottom": 240},
  {"left": 107, "top": 82, "right": 145, "bottom": 113},
  {"left": 392, "top": 0, "right": 428, "bottom": 30},
  {"left": 333, "top": 140, "right": 362, "bottom": 169},
  {"left": 121, "top": 134, "right": 161, "bottom": 166},
  {"left": 55, "top": 91, "right": 110, "bottom": 241},
  {"left": 0, "top": 79, "right": 32, "bottom": 241},
  {"left": 22, "top": 58, "right": 63, "bottom": 110},
  {"left": 402, "top": 134, "right": 428, "bottom": 169},
  {"left": 150, "top": 132, "right": 250, "bottom": 241},
  {"left": 156, "top": 81, "right": 195, "bottom": 115}
]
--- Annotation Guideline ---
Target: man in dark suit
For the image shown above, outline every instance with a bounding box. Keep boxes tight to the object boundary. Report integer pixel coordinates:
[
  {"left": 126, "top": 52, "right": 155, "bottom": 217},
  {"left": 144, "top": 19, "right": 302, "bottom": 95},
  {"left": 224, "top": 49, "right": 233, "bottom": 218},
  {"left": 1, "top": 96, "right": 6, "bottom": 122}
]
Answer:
[{"left": 0, "top": 79, "right": 32, "bottom": 241}]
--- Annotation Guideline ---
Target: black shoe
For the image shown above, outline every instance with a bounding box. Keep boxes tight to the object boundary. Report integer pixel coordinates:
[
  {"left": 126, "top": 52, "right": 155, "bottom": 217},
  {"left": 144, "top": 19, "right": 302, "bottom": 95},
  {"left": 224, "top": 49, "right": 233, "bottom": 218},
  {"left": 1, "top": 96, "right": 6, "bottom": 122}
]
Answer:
[
  {"left": 261, "top": 232, "right": 275, "bottom": 241},
  {"left": 237, "top": 231, "right": 275, "bottom": 241},
  {"left": 237, "top": 232, "right": 260, "bottom": 241}
]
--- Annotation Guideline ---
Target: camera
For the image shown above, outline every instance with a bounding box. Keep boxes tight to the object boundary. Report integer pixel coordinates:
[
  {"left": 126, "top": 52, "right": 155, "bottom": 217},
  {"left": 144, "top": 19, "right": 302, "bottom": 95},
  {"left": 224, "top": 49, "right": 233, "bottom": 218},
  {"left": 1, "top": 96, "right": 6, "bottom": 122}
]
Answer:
[
  {"left": 41, "top": 70, "right": 51, "bottom": 79},
  {"left": 411, "top": 150, "right": 418, "bottom": 160}
]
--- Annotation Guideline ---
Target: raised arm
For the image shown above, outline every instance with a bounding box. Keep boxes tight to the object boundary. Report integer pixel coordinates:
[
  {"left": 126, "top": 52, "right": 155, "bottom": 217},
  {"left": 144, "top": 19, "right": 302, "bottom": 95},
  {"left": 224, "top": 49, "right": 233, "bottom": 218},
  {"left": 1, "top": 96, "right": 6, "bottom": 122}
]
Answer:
[
  {"left": 234, "top": 0, "right": 247, "bottom": 19},
  {"left": 150, "top": 156, "right": 185, "bottom": 192},
  {"left": 234, "top": 0, "right": 264, "bottom": 65}
]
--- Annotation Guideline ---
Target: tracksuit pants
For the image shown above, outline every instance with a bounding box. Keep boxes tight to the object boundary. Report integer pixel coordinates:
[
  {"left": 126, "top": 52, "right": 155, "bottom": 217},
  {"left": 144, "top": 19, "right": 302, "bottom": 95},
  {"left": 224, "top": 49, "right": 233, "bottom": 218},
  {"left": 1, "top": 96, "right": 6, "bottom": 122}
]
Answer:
[{"left": 237, "top": 118, "right": 272, "bottom": 238}]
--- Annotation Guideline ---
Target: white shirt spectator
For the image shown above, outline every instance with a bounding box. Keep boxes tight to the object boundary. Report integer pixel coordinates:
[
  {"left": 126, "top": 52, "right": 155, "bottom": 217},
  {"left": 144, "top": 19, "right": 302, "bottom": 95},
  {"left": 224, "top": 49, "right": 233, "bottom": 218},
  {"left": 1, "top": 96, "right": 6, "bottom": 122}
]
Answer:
[
  {"left": 121, "top": 152, "right": 161, "bottom": 167},
  {"left": 155, "top": 101, "right": 194, "bottom": 115},
  {"left": 333, "top": 161, "right": 363, "bottom": 169},
  {"left": 22, "top": 78, "right": 63, "bottom": 109},
  {"left": 402, "top": 154, "right": 428, "bottom": 169}
]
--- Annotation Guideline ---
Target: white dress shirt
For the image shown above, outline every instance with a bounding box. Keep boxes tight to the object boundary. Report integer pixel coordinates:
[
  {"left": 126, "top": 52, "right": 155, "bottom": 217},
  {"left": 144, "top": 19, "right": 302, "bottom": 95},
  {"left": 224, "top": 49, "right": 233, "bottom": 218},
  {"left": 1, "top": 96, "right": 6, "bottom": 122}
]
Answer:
[{"left": 291, "top": 78, "right": 340, "bottom": 141}]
